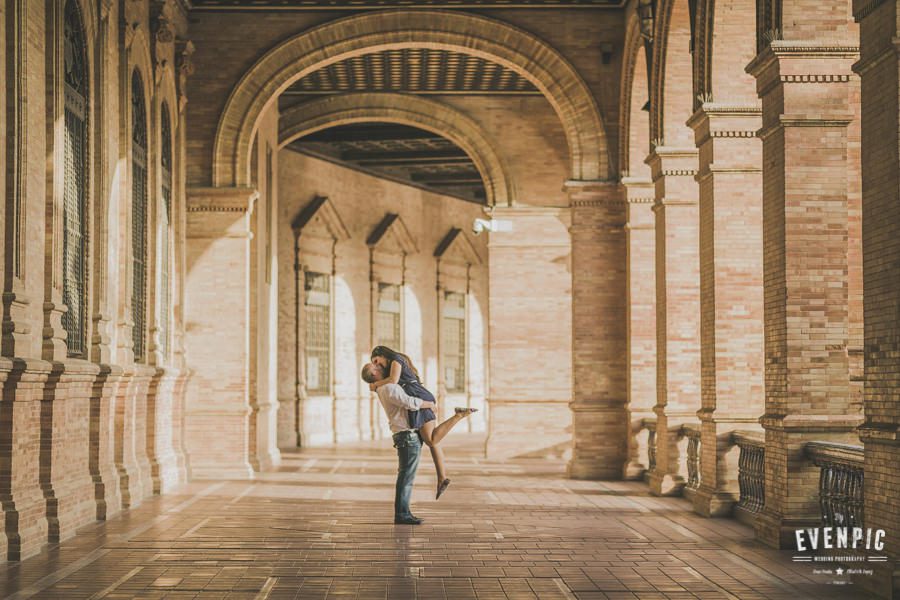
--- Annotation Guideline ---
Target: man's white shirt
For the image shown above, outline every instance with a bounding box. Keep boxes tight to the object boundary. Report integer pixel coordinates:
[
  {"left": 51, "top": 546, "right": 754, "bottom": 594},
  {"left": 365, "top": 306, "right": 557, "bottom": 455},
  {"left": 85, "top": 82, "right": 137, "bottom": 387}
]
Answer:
[{"left": 376, "top": 383, "right": 423, "bottom": 433}]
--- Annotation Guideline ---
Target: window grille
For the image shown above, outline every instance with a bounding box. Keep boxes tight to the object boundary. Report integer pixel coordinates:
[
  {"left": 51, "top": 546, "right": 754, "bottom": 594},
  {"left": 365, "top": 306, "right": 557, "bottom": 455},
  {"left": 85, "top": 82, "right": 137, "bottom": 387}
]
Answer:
[
  {"left": 304, "top": 271, "right": 331, "bottom": 394},
  {"left": 62, "top": 0, "right": 88, "bottom": 358},
  {"left": 159, "top": 104, "right": 172, "bottom": 359},
  {"left": 442, "top": 291, "right": 466, "bottom": 393},
  {"left": 131, "top": 71, "right": 148, "bottom": 362},
  {"left": 375, "top": 282, "right": 401, "bottom": 351}
]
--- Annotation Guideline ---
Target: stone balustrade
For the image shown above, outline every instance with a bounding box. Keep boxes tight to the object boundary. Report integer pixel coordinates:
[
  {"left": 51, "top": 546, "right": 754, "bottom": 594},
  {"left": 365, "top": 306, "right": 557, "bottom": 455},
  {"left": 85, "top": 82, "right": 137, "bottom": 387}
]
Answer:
[
  {"left": 733, "top": 430, "right": 765, "bottom": 523},
  {"left": 806, "top": 441, "right": 865, "bottom": 528},
  {"left": 682, "top": 423, "right": 701, "bottom": 492},
  {"left": 643, "top": 417, "right": 657, "bottom": 478}
]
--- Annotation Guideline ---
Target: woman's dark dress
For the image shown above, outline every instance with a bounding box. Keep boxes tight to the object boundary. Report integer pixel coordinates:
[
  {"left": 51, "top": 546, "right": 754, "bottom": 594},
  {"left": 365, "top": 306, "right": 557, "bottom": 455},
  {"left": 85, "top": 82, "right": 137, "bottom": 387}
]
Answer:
[{"left": 392, "top": 356, "right": 435, "bottom": 429}]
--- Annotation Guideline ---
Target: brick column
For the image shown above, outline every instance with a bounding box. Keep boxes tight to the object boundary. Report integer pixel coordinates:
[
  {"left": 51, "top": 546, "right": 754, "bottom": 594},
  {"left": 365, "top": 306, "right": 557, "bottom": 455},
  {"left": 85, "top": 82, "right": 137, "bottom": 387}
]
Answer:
[
  {"left": 484, "top": 207, "right": 572, "bottom": 460},
  {"left": 646, "top": 146, "right": 701, "bottom": 496},
  {"left": 566, "top": 182, "right": 627, "bottom": 480},
  {"left": 853, "top": 0, "right": 900, "bottom": 595},
  {"left": 184, "top": 187, "right": 257, "bottom": 479},
  {"left": 747, "top": 42, "right": 863, "bottom": 548},
  {"left": 686, "top": 105, "right": 765, "bottom": 516},
  {"left": 621, "top": 178, "right": 656, "bottom": 480}
]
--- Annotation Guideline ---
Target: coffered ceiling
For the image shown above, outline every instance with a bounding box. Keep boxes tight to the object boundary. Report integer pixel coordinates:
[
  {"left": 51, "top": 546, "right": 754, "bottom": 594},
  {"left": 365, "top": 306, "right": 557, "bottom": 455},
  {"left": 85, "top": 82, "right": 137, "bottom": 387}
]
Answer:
[
  {"left": 284, "top": 49, "right": 540, "bottom": 96},
  {"left": 286, "top": 123, "right": 487, "bottom": 204}
]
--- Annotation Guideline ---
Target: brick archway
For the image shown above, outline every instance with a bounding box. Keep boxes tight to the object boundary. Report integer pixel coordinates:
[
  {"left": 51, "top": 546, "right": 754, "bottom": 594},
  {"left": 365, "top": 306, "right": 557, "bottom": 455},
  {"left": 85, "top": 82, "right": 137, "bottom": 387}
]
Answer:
[
  {"left": 650, "top": 0, "right": 694, "bottom": 146},
  {"left": 212, "top": 10, "right": 607, "bottom": 187},
  {"left": 619, "top": 14, "right": 651, "bottom": 178},
  {"left": 278, "top": 93, "right": 516, "bottom": 207}
]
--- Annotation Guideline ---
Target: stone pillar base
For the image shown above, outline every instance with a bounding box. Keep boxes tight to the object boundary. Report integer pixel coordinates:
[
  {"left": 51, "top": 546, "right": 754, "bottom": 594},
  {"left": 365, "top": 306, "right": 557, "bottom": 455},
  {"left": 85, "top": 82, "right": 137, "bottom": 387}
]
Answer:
[
  {"left": 185, "top": 410, "right": 255, "bottom": 480},
  {"left": 566, "top": 405, "right": 627, "bottom": 480},
  {"left": 691, "top": 484, "right": 737, "bottom": 517},
  {"left": 0, "top": 358, "right": 52, "bottom": 560},
  {"left": 91, "top": 364, "right": 123, "bottom": 521},
  {"left": 567, "top": 457, "right": 622, "bottom": 480},
  {"left": 622, "top": 459, "right": 646, "bottom": 480},
  {"left": 649, "top": 471, "right": 683, "bottom": 496},
  {"left": 42, "top": 360, "right": 102, "bottom": 544},
  {"left": 754, "top": 510, "right": 820, "bottom": 549},
  {"left": 147, "top": 367, "right": 189, "bottom": 494},
  {"left": 115, "top": 367, "right": 155, "bottom": 509}
]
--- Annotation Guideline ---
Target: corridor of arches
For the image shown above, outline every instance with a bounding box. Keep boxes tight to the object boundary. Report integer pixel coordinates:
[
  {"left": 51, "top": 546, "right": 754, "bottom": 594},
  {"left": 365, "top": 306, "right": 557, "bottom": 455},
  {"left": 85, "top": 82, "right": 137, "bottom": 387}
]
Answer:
[{"left": 1, "top": 0, "right": 898, "bottom": 598}]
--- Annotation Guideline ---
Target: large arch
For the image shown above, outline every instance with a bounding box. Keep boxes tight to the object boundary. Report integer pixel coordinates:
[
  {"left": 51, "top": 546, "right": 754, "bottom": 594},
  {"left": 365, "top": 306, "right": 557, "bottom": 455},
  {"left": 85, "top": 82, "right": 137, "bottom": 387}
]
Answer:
[
  {"left": 692, "top": 0, "right": 758, "bottom": 105},
  {"left": 650, "top": 0, "right": 695, "bottom": 146},
  {"left": 619, "top": 13, "right": 651, "bottom": 178},
  {"left": 278, "top": 93, "right": 516, "bottom": 207},
  {"left": 212, "top": 10, "right": 607, "bottom": 188}
]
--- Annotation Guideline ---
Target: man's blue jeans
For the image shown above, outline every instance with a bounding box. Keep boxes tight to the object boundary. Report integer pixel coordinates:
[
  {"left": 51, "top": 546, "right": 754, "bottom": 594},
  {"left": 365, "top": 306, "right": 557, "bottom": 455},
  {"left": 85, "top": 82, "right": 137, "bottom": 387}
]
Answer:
[{"left": 392, "top": 430, "right": 421, "bottom": 518}]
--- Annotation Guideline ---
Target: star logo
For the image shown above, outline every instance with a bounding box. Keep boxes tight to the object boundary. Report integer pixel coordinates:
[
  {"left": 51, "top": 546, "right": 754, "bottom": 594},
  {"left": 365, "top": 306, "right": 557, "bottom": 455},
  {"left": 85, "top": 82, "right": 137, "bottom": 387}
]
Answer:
[{"left": 836, "top": 568, "right": 844, "bottom": 576}]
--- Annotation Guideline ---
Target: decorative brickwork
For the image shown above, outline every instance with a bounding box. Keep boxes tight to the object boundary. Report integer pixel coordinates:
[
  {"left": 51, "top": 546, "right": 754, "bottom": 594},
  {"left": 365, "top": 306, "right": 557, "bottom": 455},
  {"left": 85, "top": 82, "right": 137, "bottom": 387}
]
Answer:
[
  {"left": 485, "top": 207, "right": 573, "bottom": 460},
  {"left": 622, "top": 180, "right": 656, "bottom": 480},
  {"left": 747, "top": 37, "right": 864, "bottom": 548},
  {"left": 567, "top": 182, "right": 628, "bottom": 479},
  {"left": 184, "top": 186, "right": 258, "bottom": 479},
  {"left": 647, "top": 146, "right": 701, "bottom": 497},
  {"left": 688, "top": 103, "right": 765, "bottom": 516}
]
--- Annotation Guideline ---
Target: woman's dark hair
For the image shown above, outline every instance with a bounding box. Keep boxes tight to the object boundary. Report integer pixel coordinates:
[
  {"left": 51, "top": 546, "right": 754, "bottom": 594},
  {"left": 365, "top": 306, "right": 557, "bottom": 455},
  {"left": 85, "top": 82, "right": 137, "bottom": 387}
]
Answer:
[{"left": 371, "top": 345, "right": 421, "bottom": 381}]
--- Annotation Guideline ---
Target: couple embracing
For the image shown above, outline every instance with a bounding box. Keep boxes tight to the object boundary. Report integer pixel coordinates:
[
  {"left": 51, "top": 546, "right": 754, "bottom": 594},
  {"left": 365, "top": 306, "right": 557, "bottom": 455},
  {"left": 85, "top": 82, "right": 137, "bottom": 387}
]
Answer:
[{"left": 361, "top": 345, "right": 477, "bottom": 525}]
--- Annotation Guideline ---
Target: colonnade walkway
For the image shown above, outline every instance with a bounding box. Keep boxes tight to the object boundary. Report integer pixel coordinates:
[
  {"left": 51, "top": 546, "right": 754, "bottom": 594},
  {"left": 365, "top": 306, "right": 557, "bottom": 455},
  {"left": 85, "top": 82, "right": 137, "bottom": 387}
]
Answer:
[{"left": 0, "top": 434, "right": 867, "bottom": 599}]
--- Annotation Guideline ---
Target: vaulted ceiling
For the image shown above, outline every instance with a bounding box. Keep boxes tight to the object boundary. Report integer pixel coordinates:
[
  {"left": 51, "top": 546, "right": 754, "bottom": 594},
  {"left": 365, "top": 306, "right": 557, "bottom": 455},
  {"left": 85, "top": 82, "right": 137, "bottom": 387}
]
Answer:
[
  {"left": 198, "top": 1, "right": 615, "bottom": 203},
  {"left": 284, "top": 50, "right": 540, "bottom": 96},
  {"left": 286, "top": 123, "right": 486, "bottom": 203}
]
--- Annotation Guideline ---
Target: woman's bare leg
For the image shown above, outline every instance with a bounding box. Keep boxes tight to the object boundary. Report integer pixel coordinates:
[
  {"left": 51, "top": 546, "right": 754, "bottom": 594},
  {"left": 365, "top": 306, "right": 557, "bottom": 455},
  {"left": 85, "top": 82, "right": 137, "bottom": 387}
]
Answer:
[
  {"left": 418, "top": 421, "right": 446, "bottom": 482},
  {"left": 431, "top": 409, "right": 475, "bottom": 446}
]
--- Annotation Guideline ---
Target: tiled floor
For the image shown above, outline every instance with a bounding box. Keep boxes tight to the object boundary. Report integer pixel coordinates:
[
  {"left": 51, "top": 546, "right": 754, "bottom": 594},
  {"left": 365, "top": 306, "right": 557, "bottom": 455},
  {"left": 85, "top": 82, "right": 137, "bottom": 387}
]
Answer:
[{"left": 0, "top": 434, "right": 872, "bottom": 599}]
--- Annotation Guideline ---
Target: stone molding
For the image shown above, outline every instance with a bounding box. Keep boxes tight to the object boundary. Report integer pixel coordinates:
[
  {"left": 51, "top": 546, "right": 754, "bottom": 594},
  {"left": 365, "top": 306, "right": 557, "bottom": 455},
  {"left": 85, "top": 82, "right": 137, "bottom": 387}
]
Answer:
[
  {"left": 757, "top": 116, "right": 855, "bottom": 140},
  {"left": 746, "top": 42, "right": 860, "bottom": 97},
  {"left": 759, "top": 414, "right": 864, "bottom": 432},
  {"left": 186, "top": 187, "right": 257, "bottom": 213},
  {"left": 366, "top": 213, "right": 418, "bottom": 256},
  {"left": 291, "top": 195, "right": 351, "bottom": 242},
  {"left": 489, "top": 398, "right": 571, "bottom": 405},
  {"left": 434, "top": 228, "right": 483, "bottom": 266}
]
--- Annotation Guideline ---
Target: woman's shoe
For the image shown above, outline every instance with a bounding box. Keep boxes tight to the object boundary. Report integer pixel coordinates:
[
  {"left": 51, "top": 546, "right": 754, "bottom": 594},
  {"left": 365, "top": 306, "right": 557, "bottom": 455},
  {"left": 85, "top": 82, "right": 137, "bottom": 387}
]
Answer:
[
  {"left": 454, "top": 407, "right": 478, "bottom": 415},
  {"left": 436, "top": 478, "right": 451, "bottom": 500}
]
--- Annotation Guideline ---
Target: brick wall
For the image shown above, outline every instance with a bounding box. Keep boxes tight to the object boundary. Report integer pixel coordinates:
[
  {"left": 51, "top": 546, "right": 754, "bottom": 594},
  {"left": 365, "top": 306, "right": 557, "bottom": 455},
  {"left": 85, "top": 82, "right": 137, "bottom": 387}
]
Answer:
[
  {"left": 277, "top": 150, "right": 489, "bottom": 448},
  {"left": 0, "top": 0, "right": 190, "bottom": 562},
  {"left": 854, "top": 0, "right": 900, "bottom": 596}
]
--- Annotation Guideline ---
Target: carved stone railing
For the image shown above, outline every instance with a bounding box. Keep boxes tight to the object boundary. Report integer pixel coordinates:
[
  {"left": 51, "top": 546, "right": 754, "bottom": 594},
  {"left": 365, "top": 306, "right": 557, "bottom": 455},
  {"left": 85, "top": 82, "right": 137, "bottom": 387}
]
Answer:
[
  {"left": 644, "top": 417, "right": 657, "bottom": 474},
  {"left": 806, "top": 441, "right": 864, "bottom": 528},
  {"left": 733, "top": 430, "right": 765, "bottom": 514},
  {"left": 683, "top": 423, "right": 701, "bottom": 490}
]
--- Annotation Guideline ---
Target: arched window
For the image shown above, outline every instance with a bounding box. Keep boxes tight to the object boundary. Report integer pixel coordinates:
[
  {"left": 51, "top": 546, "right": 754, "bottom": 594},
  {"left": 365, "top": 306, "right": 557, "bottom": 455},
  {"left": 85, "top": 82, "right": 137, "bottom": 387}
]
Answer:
[
  {"left": 131, "top": 70, "right": 148, "bottom": 362},
  {"left": 62, "top": 0, "right": 89, "bottom": 358},
  {"left": 159, "top": 103, "right": 172, "bottom": 359}
]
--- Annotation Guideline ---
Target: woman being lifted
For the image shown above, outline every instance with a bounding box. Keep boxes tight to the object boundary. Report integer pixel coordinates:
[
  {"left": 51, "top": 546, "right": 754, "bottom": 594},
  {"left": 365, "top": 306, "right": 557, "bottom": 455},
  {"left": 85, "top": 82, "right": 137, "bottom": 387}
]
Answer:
[{"left": 368, "top": 345, "right": 477, "bottom": 499}]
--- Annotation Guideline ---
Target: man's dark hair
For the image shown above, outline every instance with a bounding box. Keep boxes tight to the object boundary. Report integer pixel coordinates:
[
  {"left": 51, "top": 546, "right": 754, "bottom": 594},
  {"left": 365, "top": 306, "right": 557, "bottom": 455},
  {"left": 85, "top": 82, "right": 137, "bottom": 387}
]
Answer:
[{"left": 361, "top": 363, "right": 378, "bottom": 384}]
